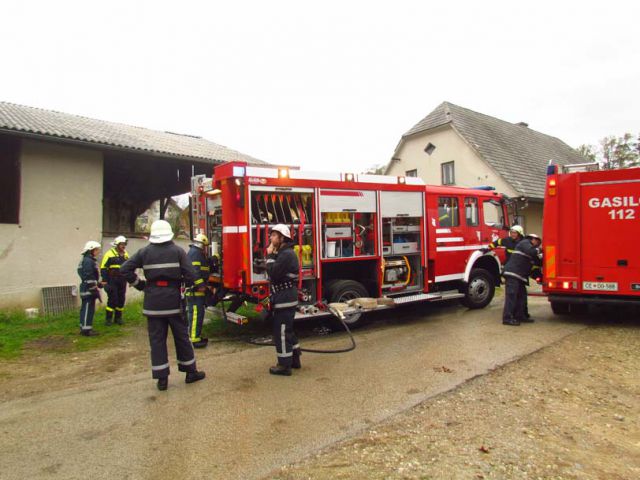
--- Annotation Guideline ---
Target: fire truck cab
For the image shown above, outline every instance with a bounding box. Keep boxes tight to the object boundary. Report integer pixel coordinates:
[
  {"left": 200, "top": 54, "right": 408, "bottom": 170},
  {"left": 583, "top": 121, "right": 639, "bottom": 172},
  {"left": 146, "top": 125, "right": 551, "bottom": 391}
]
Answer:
[
  {"left": 543, "top": 163, "right": 640, "bottom": 313},
  {"left": 192, "top": 161, "right": 514, "bottom": 326}
]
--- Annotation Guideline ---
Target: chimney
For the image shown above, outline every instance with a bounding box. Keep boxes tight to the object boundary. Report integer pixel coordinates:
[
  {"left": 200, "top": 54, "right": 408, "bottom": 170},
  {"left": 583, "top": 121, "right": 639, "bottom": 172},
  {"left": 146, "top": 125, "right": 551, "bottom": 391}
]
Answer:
[{"left": 516, "top": 122, "right": 529, "bottom": 127}]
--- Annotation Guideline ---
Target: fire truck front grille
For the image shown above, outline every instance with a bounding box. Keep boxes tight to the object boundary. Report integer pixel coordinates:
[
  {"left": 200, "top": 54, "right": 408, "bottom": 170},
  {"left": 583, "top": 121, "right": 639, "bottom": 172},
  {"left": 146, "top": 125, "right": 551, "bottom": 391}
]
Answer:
[{"left": 42, "top": 285, "right": 77, "bottom": 316}]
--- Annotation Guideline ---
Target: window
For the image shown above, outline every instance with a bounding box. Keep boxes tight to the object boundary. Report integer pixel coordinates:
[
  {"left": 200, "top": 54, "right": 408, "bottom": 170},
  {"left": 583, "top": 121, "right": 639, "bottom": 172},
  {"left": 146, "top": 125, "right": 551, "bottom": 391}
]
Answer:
[
  {"left": 405, "top": 169, "right": 417, "bottom": 177},
  {"left": 0, "top": 137, "right": 20, "bottom": 224},
  {"left": 465, "top": 197, "right": 479, "bottom": 226},
  {"left": 441, "top": 161, "right": 455, "bottom": 185},
  {"left": 424, "top": 143, "right": 436, "bottom": 155},
  {"left": 438, "top": 197, "right": 459, "bottom": 227},
  {"left": 483, "top": 199, "right": 505, "bottom": 228}
]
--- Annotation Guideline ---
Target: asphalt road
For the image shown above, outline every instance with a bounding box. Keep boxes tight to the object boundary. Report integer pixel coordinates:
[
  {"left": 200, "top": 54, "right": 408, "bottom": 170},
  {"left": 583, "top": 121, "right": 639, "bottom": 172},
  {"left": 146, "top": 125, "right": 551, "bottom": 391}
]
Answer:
[{"left": 0, "top": 296, "right": 585, "bottom": 479}]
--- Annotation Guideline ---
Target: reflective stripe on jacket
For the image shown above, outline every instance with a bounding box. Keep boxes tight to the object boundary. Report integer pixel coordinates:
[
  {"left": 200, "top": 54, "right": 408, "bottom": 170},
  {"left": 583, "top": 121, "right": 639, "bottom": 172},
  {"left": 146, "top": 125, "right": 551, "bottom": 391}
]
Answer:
[
  {"left": 120, "top": 241, "right": 197, "bottom": 317},
  {"left": 266, "top": 242, "right": 299, "bottom": 309},
  {"left": 503, "top": 239, "right": 542, "bottom": 285},
  {"left": 78, "top": 253, "right": 100, "bottom": 298}
]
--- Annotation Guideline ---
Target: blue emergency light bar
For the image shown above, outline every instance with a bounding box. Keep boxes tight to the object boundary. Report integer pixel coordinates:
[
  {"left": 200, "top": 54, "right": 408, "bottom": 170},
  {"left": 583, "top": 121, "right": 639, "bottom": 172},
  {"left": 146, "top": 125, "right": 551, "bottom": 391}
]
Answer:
[{"left": 472, "top": 186, "right": 496, "bottom": 191}]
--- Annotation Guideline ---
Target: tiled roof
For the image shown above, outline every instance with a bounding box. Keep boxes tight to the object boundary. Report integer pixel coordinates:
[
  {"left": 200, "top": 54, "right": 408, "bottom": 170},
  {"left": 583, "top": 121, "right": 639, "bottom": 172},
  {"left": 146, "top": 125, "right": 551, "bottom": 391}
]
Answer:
[
  {"left": 402, "top": 102, "right": 587, "bottom": 199},
  {"left": 0, "top": 101, "right": 266, "bottom": 165}
]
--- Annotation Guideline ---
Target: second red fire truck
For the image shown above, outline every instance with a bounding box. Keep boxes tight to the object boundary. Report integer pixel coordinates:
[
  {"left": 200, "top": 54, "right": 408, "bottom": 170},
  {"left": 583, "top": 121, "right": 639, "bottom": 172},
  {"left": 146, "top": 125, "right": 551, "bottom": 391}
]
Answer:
[
  {"left": 543, "top": 163, "right": 640, "bottom": 313},
  {"left": 191, "top": 161, "right": 516, "bottom": 326}
]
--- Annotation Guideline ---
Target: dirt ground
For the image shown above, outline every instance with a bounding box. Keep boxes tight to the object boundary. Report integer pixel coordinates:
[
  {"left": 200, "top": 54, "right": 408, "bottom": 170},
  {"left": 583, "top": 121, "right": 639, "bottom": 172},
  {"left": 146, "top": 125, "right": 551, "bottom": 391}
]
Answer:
[{"left": 270, "top": 319, "right": 640, "bottom": 480}]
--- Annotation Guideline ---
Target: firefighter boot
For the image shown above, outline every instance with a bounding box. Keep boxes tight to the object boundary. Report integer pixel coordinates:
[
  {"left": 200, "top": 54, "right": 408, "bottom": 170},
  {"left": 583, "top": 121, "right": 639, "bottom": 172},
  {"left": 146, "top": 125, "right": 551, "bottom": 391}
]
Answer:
[
  {"left": 185, "top": 370, "right": 206, "bottom": 384},
  {"left": 157, "top": 377, "right": 168, "bottom": 391},
  {"left": 192, "top": 337, "right": 209, "bottom": 349},
  {"left": 114, "top": 310, "right": 123, "bottom": 325},
  {"left": 105, "top": 309, "right": 113, "bottom": 326},
  {"left": 502, "top": 318, "right": 521, "bottom": 326},
  {"left": 269, "top": 365, "right": 292, "bottom": 376},
  {"left": 81, "top": 329, "right": 100, "bottom": 336},
  {"left": 292, "top": 349, "right": 302, "bottom": 369}
]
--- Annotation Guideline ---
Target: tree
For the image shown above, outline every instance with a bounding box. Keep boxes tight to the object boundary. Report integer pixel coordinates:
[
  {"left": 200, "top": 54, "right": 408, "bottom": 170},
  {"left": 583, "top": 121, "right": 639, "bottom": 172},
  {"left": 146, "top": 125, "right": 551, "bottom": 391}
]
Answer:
[
  {"left": 578, "top": 133, "right": 640, "bottom": 169},
  {"left": 362, "top": 164, "right": 386, "bottom": 175}
]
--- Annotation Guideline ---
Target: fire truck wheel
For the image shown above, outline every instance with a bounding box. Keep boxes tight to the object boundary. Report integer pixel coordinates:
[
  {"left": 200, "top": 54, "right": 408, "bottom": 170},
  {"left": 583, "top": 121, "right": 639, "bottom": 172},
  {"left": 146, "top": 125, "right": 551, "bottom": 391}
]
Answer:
[
  {"left": 326, "top": 279, "right": 369, "bottom": 329},
  {"left": 550, "top": 301, "right": 570, "bottom": 315},
  {"left": 460, "top": 268, "right": 495, "bottom": 309}
]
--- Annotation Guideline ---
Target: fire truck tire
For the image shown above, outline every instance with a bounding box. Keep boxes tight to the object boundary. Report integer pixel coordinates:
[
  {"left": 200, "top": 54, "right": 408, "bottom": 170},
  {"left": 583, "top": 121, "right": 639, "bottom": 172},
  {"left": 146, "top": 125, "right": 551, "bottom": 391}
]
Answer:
[
  {"left": 460, "top": 268, "right": 495, "bottom": 309},
  {"left": 326, "top": 279, "right": 369, "bottom": 329},
  {"left": 550, "top": 301, "right": 570, "bottom": 314}
]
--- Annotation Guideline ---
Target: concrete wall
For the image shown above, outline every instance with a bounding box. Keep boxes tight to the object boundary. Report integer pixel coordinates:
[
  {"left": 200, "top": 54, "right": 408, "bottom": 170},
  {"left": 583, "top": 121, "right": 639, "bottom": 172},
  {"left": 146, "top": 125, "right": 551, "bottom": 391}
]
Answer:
[
  {"left": 387, "top": 126, "right": 543, "bottom": 234},
  {"left": 0, "top": 139, "right": 104, "bottom": 309}
]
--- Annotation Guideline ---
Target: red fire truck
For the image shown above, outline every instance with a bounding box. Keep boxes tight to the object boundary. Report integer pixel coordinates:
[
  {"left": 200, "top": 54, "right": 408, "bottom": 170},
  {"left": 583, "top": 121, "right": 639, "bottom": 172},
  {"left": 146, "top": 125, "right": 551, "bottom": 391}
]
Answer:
[
  {"left": 543, "top": 163, "right": 640, "bottom": 313},
  {"left": 191, "top": 161, "right": 515, "bottom": 326}
]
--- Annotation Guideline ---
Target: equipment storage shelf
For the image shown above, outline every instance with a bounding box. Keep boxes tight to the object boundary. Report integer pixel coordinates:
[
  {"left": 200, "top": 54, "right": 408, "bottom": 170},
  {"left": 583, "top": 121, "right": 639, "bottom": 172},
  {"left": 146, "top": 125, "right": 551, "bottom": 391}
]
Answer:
[
  {"left": 381, "top": 216, "right": 423, "bottom": 293},
  {"left": 321, "top": 212, "right": 376, "bottom": 259}
]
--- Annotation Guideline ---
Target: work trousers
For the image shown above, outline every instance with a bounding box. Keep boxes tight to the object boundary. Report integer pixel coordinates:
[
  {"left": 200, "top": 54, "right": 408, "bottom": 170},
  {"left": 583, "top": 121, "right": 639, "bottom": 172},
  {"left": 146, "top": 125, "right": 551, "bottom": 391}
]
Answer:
[
  {"left": 272, "top": 307, "right": 300, "bottom": 367},
  {"left": 147, "top": 315, "right": 197, "bottom": 379},
  {"left": 105, "top": 281, "right": 127, "bottom": 321},
  {"left": 503, "top": 277, "right": 527, "bottom": 321},
  {"left": 80, "top": 297, "right": 96, "bottom": 331},
  {"left": 186, "top": 294, "right": 206, "bottom": 342}
]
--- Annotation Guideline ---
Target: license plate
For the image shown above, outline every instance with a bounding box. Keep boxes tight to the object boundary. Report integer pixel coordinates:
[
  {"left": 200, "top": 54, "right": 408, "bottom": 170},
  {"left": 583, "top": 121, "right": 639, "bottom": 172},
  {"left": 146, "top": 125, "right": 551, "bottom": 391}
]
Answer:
[{"left": 583, "top": 281, "right": 618, "bottom": 291}]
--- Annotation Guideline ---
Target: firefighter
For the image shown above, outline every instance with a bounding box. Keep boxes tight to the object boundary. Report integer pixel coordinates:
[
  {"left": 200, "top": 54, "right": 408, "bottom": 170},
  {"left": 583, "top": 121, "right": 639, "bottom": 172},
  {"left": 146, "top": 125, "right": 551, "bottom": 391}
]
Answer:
[
  {"left": 100, "top": 235, "right": 129, "bottom": 325},
  {"left": 77, "top": 241, "right": 103, "bottom": 336},
  {"left": 481, "top": 225, "right": 524, "bottom": 261},
  {"left": 120, "top": 220, "right": 206, "bottom": 391},
  {"left": 502, "top": 233, "right": 542, "bottom": 326},
  {"left": 266, "top": 224, "right": 301, "bottom": 376},
  {"left": 186, "top": 233, "right": 210, "bottom": 348}
]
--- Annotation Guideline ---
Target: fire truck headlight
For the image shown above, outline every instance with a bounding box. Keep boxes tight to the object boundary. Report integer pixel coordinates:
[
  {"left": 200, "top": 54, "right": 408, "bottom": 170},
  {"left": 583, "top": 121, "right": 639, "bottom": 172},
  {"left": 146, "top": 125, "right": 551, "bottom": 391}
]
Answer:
[
  {"left": 278, "top": 167, "right": 289, "bottom": 179},
  {"left": 234, "top": 178, "right": 242, "bottom": 186},
  {"left": 562, "top": 281, "right": 570, "bottom": 289}
]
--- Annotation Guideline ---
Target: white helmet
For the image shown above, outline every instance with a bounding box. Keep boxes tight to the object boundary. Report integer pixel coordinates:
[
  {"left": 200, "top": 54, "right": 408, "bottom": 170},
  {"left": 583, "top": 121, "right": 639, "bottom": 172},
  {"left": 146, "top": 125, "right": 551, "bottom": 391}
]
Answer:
[
  {"left": 82, "top": 240, "right": 101, "bottom": 254},
  {"left": 510, "top": 225, "right": 524, "bottom": 236},
  {"left": 149, "top": 220, "right": 174, "bottom": 244},
  {"left": 271, "top": 224, "right": 291, "bottom": 239},
  {"left": 526, "top": 233, "right": 541, "bottom": 241},
  {"left": 194, "top": 233, "right": 209, "bottom": 246},
  {"left": 111, "top": 235, "right": 127, "bottom": 246}
]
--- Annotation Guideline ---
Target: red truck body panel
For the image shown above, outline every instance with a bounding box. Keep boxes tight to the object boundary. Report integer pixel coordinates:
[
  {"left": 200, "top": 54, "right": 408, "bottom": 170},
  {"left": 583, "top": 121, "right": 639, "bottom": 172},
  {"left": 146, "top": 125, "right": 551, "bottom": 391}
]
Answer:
[{"left": 543, "top": 166, "right": 640, "bottom": 305}]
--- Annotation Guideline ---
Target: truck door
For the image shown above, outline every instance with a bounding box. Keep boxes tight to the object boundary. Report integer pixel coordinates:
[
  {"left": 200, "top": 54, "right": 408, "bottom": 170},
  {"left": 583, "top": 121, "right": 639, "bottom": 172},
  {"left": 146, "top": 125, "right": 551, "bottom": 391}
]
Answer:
[
  {"left": 428, "top": 194, "right": 468, "bottom": 282},
  {"left": 580, "top": 176, "right": 640, "bottom": 296}
]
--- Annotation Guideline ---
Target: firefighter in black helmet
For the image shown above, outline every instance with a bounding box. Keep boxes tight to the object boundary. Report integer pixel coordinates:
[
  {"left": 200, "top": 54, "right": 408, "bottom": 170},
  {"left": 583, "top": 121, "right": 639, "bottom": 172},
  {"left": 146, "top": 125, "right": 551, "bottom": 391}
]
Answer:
[
  {"left": 120, "top": 220, "right": 206, "bottom": 391},
  {"left": 266, "top": 224, "right": 301, "bottom": 376}
]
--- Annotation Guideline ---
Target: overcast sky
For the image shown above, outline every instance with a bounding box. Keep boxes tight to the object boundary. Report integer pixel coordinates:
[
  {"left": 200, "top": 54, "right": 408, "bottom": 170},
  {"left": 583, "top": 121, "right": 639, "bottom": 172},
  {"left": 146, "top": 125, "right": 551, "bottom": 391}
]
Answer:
[{"left": 3, "top": 1, "right": 638, "bottom": 172}]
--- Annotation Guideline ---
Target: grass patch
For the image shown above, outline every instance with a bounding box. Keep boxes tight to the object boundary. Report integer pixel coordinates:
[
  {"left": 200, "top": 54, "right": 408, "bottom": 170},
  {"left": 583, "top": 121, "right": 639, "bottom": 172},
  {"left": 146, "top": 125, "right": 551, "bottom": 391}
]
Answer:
[
  {"left": 0, "top": 301, "right": 146, "bottom": 359},
  {"left": 0, "top": 299, "right": 270, "bottom": 360}
]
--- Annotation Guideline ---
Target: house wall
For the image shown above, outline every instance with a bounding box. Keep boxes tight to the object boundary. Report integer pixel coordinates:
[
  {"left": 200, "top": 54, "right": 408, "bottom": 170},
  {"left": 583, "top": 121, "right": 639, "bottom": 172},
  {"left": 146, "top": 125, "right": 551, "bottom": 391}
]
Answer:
[
  {"left": 0, "top": 139, "right": 104, "bottom": 309},
  {"left": 387, "top": 126, "right": 543, "bottom": 235}
]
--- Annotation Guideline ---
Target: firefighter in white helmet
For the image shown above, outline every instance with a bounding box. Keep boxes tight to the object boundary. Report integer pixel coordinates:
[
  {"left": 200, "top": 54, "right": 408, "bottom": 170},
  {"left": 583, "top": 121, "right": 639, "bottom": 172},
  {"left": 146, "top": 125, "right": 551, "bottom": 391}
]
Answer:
[
  {"left": 502, "top": 233, "right": 542, "bottom": 326},
  {"left": 266, "top": 224, "right": 301, "bottom": 375},
  {"left": 77, "top": 241, "right": 103, "bottom": 336},
  {"left": 482, "top": 225, "right": 524, "bottom": 261},
  {"left": 100, "top": 235, "right": 129, "bottom": 325},
  {"left": 120, "top": 220, "right": 206, "bottom": 391},
  {"left": 186, "top": 233, "right": 210, "bottom": 348}
]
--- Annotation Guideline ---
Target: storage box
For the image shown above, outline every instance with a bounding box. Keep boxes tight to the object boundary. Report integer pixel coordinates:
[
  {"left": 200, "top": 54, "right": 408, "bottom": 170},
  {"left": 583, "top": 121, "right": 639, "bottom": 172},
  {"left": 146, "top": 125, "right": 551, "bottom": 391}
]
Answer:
[
  {"left": 326, "top": 227, "right": 352, "bottom": 238},
  {"left": 392, "top": 242, "right": 419, "bottom": 254}
]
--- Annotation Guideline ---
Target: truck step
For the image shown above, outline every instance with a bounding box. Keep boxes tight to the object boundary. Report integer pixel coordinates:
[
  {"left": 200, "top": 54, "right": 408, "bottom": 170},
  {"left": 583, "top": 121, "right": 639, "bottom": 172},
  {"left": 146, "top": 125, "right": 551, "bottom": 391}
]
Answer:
[{"left": 391, "top": 290, "right": 464, "bottom": 304}]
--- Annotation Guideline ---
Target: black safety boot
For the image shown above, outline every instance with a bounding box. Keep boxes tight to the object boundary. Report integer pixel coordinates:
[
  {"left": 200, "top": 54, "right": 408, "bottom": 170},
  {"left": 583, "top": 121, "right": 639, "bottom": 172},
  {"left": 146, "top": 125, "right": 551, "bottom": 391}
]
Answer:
[
  {"left": 81, "top": 329, "right": 100, "bottom": 336},
  {"left": 105, "top": 311, "right": 113, "bottom": 326},
  {"left": 114, "top": 313, "right": 123, "bottom": 325},
  {"left": 157, "top": 377, "right": 168, "bottom": 391},
  {"left": 520, "top": 317, "right": 535, "bottom": 323},
  {"left": 292, "top": 353, "right": 301, "bottom": 369},
  {"left": 269, "top": 365, "right": 292, "bottom": 376},
  {"left": 502, "top": 318, "right": 521, "bottom": 326},
  {"left": 185, "top": 370, "right": 206, "bottom": 384},
  {"left": 192, "top": 338, "right": 209, "bottom": 349}
]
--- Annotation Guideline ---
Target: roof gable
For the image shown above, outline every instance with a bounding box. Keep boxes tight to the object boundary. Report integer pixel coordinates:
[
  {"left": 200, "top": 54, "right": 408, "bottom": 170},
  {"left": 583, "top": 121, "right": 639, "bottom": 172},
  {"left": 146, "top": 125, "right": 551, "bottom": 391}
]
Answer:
[
  {"left": 0, "top": 101, "right": 266, "bottom": 165},
  {"left": 403, "top": 102, "right": 587, "bottom": 198}
]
